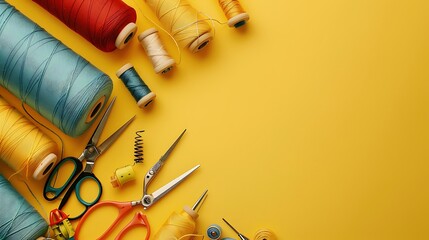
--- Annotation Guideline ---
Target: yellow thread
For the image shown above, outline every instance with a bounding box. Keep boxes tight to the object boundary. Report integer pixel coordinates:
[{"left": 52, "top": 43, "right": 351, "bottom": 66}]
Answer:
[
  {"left": 145, "top": 0, "right": 213, "bottom": 53},
  {"left": 218, "top": 0, "right": 249, "bottom": 28},
  {"left": 154, "top": 211, "right": 203, "bottom": 240},
  {"left": 0, "top": 96, "right": 58, "bottom": 180},
  {"left": 254, "top": 228, "right": 277, "bottom": 240}
]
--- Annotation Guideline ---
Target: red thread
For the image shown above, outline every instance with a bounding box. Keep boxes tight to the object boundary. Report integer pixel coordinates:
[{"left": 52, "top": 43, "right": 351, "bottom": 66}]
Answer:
[{"left": 33, "top": 0, "right": 137, "bottom": 52}]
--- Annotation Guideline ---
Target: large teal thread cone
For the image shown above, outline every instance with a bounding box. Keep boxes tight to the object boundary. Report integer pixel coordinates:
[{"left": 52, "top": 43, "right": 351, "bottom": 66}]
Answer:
[{"left": 0, "top": 0, "right": 112, "bottom": 137}]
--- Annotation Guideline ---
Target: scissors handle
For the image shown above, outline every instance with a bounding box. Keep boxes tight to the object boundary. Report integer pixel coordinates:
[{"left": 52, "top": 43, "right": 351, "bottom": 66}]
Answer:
[
  {"left": 43, "top": 157, "right": 83, "bottom": 201},
  {"left": 116, "top": 212, "right": 150, "bottom": 240},
  {"left": 75, "top": 201, "right": 134, "bottom": 240},
  {"left": 58, "top": 171, "right": 102, "bottom": 220}
]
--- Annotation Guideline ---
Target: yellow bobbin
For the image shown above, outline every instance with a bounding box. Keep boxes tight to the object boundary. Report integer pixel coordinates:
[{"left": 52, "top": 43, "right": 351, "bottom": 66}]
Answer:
[
  {"left": 254, "top": 228, "right": 277, "bottom": 240},
  {"left": 110, "top": 165, "right": 136, "bottom": 188}
]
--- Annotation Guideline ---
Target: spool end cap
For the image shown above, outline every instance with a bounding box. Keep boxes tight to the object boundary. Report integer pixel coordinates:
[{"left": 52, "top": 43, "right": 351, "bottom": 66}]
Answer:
[
  {"left": 155, "top": 59, "right": 176, "bottom": 74},
  {"left": 116, "top": 23, "right": 138, "bottom": 49},
  {"left": 116, "top": 63, "right": 134, "bottom": 77},
  {"left": 138, "top": 28, "right": 158, "bottom": 42},
  {"left": 227, "top": 13, "right": 250, "bottom": 28},
  {"left": 183, "top": 205, "right": 199, "bottom": 220},
  {"left": 32, "top": 153, "right": 57, "bottom": 180},
  {"left": 137, "top": 92, "right": 156, "bottom": 108},
  {"left": 189, "top": 32, "right": 213, "bottom": 53}
]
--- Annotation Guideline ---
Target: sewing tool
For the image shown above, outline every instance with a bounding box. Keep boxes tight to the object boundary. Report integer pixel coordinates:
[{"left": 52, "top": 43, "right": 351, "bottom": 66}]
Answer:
[
  {"left": 111, "top": 130, "right": 145, "bottom": 188},
  {"left": 33, "top": 0, "right": 137, "bottom": 51},
  {"left": 0, "top": 0, "right": 113, "bottom": 137},
  {"left": 207, "top": 224, "right": 222, "bottom": 240},
  {"left": 154, "top": 189, "right": 208, "bottom": 239},
  {"left": 145, "top": 0, "right": 213, "bottom": 53},
  {"left": 254, "top": 228, "right": 277, "bottom": 240},
  {"left": 218, "top": 0, "right": 249, "bottom": 28},
  {"left": 0, "top": 96, "right": 58, "bottom": 180},
  {"left": 116, "top": 63, "right": 156, "bottom": 109},
  {"left": 43, "top": 97, "right": 135, "bottom": 220},
  {"left": 75, "top": 129, "right": 199, "bottom": 239},
  {"left": 222, "top": 218, "right": 249, "bottom": 240},
  {"left": 139, "top": 28, "right": 176, "bottom": 74},
  {"left": 0, "top": 174, "right": 48, "bottom": 239},
  {"left": 49, "top": 209, "right": 75, "bottom": 240}
]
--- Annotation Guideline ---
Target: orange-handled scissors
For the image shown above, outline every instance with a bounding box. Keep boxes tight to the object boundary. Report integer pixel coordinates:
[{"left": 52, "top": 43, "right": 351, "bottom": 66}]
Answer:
[{"left": 75, "top": 129, "right": 200, "bottom": 240}]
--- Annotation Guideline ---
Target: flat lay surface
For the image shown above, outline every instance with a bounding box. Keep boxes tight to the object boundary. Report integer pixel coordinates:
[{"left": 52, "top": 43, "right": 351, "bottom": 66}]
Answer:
[{"left": 1, "top": 0, "right": 429, "bottom": 239}]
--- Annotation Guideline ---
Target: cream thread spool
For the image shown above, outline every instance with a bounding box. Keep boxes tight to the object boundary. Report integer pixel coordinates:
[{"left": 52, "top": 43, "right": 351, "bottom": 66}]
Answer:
[
  {"left": 139, "top": 28, "right": 176, "bottom": 74},
  {"left": 145, "top": 0, "right": 213, "bottom": 53},
  {"left": 0, "top": 96, "right": 58, "bottom": 180},
  {"left": 218, "top": 0, "right": 249, "bottom": 28}
]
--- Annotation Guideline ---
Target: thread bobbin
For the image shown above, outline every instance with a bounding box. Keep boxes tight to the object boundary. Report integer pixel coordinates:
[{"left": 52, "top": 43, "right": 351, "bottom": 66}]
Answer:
[
  {"left": 116, "top": 63, "right": 156, "bottom": 108},
  {"left": 207, "top": 224, "right": 222, "bottom": 240},
  {"left": 138, "top": 28, "right": 175, "bottom": 74},
  {"left": 116, "top": 23, "right": 138, "bottom": 49},
  {"left": 111, "top": 165, "right": 136, "bottom": 188}
]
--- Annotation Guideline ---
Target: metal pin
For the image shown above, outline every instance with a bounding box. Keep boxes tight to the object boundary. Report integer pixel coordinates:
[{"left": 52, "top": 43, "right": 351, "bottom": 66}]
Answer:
[
  {"left": 222, "top": 218, "right": 249, "bottom": 240},
  {"left": 192, "top": 189, "right": 208, "bottom": 212}
]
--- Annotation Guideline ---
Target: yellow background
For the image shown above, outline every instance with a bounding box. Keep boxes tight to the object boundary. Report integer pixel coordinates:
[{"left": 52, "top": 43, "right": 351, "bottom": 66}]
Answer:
[{"left": 1, "top": 0, "right": 429, "bottom": 239}]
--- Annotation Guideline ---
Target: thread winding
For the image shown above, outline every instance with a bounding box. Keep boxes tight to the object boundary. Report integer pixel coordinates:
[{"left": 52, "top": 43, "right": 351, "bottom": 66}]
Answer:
[
  {"left": 254, "top": 228, "right": 277, "bottom": 240},
  {"left": 139, "top": 28, "right": 175, "bottom": 74},
  {"left": 0, "top": 96, "right": 58, "bottom": 180},
  {"left": 145, "top": 0, "right": 213, "bottom": 53},
  {"left": 218, "top": 0, "right": 249, "bottom": 28},
  {"left": 0, "top": 174, "right": 48, "bottom": 239},
  {"left": 0, "top": 0, "right": 113, "bottom": 137},
  {"left": 116, "top": 63, "right": 156, "bottom": 109},
  {"left": 154, "top": 211, "right": 196, "bottom": 240},
  {"left": 33, "top": 0, "right": 138, "bottom": 51}
]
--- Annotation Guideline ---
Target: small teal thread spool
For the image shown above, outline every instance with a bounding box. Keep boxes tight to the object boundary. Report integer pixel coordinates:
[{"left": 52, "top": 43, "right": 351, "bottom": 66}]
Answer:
[
  {"left": 116, "top": 63, "right": 156, "bottom": 108},
  {"left": 207, "top": 224, "right": 222, "bottom": 240}
]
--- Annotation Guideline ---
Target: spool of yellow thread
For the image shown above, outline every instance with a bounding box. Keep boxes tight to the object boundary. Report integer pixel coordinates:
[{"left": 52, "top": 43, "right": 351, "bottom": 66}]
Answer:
[
  {"left": 110, "top": 165, "right": 136, "bottom": 188},
  {"left": 218, "top": 0, "right": 249, "bottom": 28},
  {"left": 154, "top": 190, "right": 208, "bottom": 240},
  {"left": 145, "top": 0, "right": 213, "bottom": 53},
  {"left": 254, "top": 228, "right": 277, "bottom": 240},
  {"left": 0, "top": 96, "right": 58, "bottom": 180}
]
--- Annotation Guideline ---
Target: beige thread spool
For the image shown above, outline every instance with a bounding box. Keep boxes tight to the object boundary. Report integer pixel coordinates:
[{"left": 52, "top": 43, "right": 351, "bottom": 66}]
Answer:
[
  {"left": 139, "top": 28, "right": 176, "bottom": 74},
  {"left": 0, "top": 96, "right": 58, "bottom": 180}
]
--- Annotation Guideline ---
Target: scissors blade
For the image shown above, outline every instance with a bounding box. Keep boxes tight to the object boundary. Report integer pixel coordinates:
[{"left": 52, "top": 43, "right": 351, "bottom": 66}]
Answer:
[
  {"left": 143, "top": 129, "right": 187, "bottom": 195},
  {"left": 87, "top": 97, "right": 116, "bottom": 148},
  {"left": 97, "top": 115, "right": 136, "bottom": 154},
  {"left": 149, "top": 165, "right": 200, "bottom": 206},
  {"left": 159, "top": 129, "right": 187, "bottom": 164}
]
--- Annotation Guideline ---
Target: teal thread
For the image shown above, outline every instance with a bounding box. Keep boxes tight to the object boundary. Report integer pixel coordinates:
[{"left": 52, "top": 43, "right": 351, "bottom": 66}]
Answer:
[{"left": 0, "top": 1, "right": 113, "bottom": 137}]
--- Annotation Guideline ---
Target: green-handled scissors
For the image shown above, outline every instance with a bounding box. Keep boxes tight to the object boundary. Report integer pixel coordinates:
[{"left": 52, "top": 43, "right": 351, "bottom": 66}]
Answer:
[{"left": 43, "top": 97, "right": 135, "bottom": 220}]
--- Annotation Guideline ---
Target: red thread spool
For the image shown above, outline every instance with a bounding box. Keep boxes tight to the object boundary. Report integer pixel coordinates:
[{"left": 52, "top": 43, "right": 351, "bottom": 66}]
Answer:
[{"left": 33, "top": 0, "right": 138, "bottom": 52}]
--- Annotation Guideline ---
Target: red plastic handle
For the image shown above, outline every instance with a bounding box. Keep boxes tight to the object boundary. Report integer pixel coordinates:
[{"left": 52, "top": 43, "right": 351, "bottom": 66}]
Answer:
[
  {"left": 74, "top": 201, "right": 133, "bottom": 240},
  {"left": 115, "top": 211, "right": 150, "bottom": 240}
]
